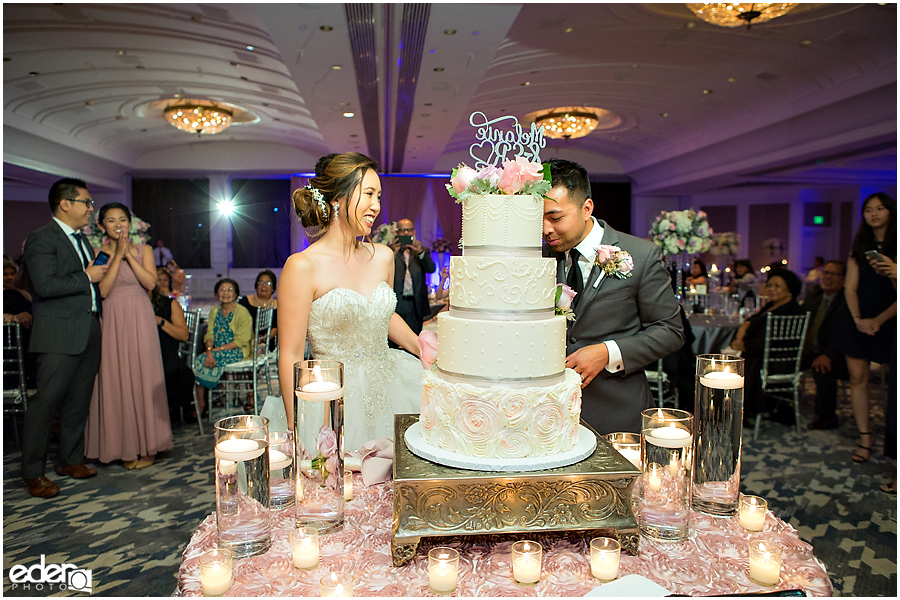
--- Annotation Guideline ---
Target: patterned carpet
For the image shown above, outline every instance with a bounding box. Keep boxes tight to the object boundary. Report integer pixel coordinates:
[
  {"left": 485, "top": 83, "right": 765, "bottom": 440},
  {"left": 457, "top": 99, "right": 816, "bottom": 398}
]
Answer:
[{"left": 2, "top": 373, "right": 896, "bottom": 597}]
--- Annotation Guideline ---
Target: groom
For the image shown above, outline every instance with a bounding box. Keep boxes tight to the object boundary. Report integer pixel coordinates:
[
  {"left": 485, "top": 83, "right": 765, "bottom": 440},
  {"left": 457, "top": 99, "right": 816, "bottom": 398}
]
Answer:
[{"left": 543, "top": 159, "right": 683, "bottom": 435}]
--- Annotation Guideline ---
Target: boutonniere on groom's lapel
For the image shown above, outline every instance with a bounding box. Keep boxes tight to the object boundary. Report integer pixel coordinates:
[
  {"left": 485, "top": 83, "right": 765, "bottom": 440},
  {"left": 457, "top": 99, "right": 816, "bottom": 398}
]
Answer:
[{"left": 594, "top": 245, "right": 634, "bottom": 284}]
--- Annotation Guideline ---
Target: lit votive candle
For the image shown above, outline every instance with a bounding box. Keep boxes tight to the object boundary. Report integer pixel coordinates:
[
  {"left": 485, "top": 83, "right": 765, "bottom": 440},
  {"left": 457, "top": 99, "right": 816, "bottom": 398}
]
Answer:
[
  {"left": 428, "top": 547, "right": 459, "bottom": 594},
  {"left": 739, "top": 495, "right": 768, "bottom": 532},
  {"left": 590, "top": 537, "right": 621, "bottom": 582},
  {"left": 268, "top": 448, "right": 292, "bottom": 471},
  {"left": 700, "top": 368, "right": 744, "bottom": 390},
  {"left": 748, "top": 539, "right": 782, "bottom": 586},
  {"left": 645, "top": 423, "right": 692, "bottom": 448},
  {"left": 296, "top": 380, "right": 343, "bottom": 402},
  {"left": 320, "top": 572, "right": 354, "bottom": 597},
  {"left": 199, "top": 549, "right": 232, "bottom": 596},
  {"left": 647, "top": 463, "right": 663, "bottom": 492},
  {"left": 511, "top": 540, "right": 541, "bottom": 584},
  {"left": 605, "top": 432, "right": 642, "bottom": 469},
  {"left": 289, "top": 527, "right": 319, "bottom": 570},
  {"left": 668, "top": 451, "right": 680, "bottom": 477},
  {"left": 215, "top": 437, "right": 264, "bottom": 462},
  {"left": 344, "top": 471, "right": 353, "bottom": 501}
]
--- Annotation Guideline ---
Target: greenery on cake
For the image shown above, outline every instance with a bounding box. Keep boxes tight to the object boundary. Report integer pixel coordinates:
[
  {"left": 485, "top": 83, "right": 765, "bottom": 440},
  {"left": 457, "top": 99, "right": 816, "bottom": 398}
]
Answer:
[{"left": 447, "top": 157, "right": 551, "bottom": 204}]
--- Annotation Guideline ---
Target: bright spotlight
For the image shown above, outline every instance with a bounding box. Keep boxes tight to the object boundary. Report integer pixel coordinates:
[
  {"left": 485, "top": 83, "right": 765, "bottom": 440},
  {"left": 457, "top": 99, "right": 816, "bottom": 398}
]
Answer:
[{"left": 217, "top": 199, "right": 235, "bottom": 216}]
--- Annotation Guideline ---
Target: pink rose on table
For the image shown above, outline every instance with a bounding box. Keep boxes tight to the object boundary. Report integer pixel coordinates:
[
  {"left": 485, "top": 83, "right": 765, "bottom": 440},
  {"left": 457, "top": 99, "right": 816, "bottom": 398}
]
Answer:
[
  {"left": 316, "top": 425, "right": 337, "bottom": 457},
  {"left": 418, "top": 330, "right": 438, "bottom": 369},
  {"left": 450, "top": 165, "right": 478, "bottom": 194},
  {"left": 556, "top": 284, "right": 576, "bottom": 310},
  {"left": 497, "top": 156, "right": 543, "bottom": 194}
]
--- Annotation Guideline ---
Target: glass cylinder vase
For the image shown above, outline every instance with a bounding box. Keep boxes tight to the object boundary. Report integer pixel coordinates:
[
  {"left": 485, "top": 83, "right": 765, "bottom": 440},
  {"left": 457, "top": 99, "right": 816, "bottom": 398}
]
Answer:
[
  {"left": 268, "top": 430, "right": 295, "bottom": 510},
  {"left": 294, "top": 360, "right": 345, "bottom": 534},
  {"left": 691, "top": 355, "right": 745, "bottom": 516},
  {"left": 214, "top": 415, "right": 271, "bottom": 557},
  {"left": 639, "top": 408, "right": 693, "bottom": 541}
]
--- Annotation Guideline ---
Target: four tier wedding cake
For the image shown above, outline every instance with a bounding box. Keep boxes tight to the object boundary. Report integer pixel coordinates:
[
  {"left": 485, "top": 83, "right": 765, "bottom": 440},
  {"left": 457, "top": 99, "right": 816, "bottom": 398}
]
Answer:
[{"left": 417, "top": 114, "right": 583, "bottom": 460}]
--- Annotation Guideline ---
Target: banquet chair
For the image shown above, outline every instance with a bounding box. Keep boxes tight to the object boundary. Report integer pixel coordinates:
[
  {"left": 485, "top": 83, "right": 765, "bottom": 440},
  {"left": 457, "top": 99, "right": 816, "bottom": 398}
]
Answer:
[
  {"left": 214, "top": 307, "right": 273, "bottom": 417},
  {"left": 179, "top": 308, "right": 204, "bottom": 434},
  {"left": 753, "top": 313, "right": 810, "bottom": 441},
  {"left": 3, "top": 322, "right": 34, "bottom": 447},
  {"left": 645, "top": 358, "right": 679, "bottom": 409}
]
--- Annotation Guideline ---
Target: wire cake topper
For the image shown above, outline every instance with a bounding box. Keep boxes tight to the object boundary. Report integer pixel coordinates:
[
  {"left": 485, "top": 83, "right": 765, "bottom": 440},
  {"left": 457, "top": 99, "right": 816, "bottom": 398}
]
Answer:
[{"left": 467, "top": 112, "right": 546, "bottom": 170}]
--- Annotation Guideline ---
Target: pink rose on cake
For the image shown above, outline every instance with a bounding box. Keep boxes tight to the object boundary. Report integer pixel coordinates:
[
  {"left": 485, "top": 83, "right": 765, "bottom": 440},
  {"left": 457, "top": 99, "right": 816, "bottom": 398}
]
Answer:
[
  {"left": 475, "top": 165, "right": 503, "bottom": 188},
  {"left": 497, "top": 157, "right": 544, "bottom": 194},
  {"left": 554, "top": 284, "right": 577, "bottom": 321},
  {"left": 449, "top": 166, "right": 478, "bottom": 194},
  {"left": 445, "top": 159, "right": 550, "bottom": 203},
  {"left": 417, "top": 330, "right": 438, "bottom": 369}
]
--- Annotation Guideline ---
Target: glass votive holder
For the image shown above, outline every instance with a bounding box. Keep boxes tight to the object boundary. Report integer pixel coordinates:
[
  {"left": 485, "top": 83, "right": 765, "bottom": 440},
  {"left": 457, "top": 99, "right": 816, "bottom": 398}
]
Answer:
[
  {"left": 289, "top": 527, "right": 319, "bottom": 570},
  {"left": 511, "top": 540, "right": 542, "bottom": 585},
  {"left": 605, "top": 432, "right": 642, "bottom": 468},
  {"left": 320, "top": 572, "right": 354, "bottom": 597},
  {"left": 739, "top": 495, "right": 768, "bottom": 532},
  {"left": 589, "top": 537, "right": 621, "bottom": 582},
  {"left": 344, "top": 471, "right": 353, "bottom": 501},
  {"left": 199, "top": 548, "right": 233, "bottom": 597},
  {"left": 646, "top": 462, "right": 664, "bottom": 492},
  {"left": 748, "top": 539, "right": 783, "bottom": 586},
  {"left": 428, "top": 547, "right": 459, "bottom": 594}
]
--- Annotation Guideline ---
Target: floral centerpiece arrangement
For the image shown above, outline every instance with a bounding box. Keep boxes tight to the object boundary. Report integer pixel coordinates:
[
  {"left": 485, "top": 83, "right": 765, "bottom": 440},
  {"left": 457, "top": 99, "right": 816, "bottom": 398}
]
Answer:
[
  {"left": 447, "top": 157, "right": 551, "bottom": 203},
  {"left": 371, "top": 221, "right": 397, "bottom": 245},
  {"left": 83, "top": 212, "right": 151, "bottom": 248},
  {"left": 648, "top": 209, "right": 713, "bottom": 256},
  {"left": 709, "top": 231, "right": 741, "bottom": 256}
]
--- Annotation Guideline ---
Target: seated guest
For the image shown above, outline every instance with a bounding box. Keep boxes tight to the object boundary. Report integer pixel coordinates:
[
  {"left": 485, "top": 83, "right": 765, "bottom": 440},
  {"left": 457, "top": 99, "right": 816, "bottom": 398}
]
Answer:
[
  {"left": 728, "top": 259, "right": 758, "bottom": 304},
  {"left": 192, "top": 278, "right": 252, "bottom": 418},
  {"left": 685, "top": 258, "right": 708, "bottom": 288},
  {"left": 801, "top": 260, "right": 850, "bottom": 430},
  {"left": 3, "top": 259, "right": 36, "bottom": 387},
  {"left": 805, "top": 256, "right": 825, "bottom": 286},
  {"left": 151, "top": 268, "right": 193, "bottom": 424},
  {"left": 238, "top": 269, "right": 278, "bottom": 344},
  {"left": 730, "top": 268, "right": 805, "bottom": 422}
]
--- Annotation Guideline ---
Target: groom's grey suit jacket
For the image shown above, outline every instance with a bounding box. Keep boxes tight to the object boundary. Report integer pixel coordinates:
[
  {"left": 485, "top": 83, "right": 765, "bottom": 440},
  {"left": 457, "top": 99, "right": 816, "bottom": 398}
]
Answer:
[{"left": 545, "top": 221, "right": 683, "bottom": 435}]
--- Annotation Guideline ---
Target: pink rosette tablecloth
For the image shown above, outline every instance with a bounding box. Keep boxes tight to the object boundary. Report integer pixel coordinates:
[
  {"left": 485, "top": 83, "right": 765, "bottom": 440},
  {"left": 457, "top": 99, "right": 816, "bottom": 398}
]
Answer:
[{"left": 176, "top": 475, "right": 832, "bottom": 597}]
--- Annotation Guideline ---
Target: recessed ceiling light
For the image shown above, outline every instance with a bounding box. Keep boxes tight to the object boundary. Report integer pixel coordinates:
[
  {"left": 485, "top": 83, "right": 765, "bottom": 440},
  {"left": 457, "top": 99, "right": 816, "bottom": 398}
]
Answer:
[
  {"left": 443, "top": 29, "right": 456, "bottom": 35},
  {"left": 522, "top": 81, "right": 531, "bottom": 86},
  {"left": 135, "top": 65, "right": 144, "bottom": 69},
  {"left": 421, "top": 113, "right": 430, "bottom": 117},
  {"left": 800, "top": 39, "right": 812, "bottom": 46},
  {"left": 727, "top": 77, "right": 736, "bottom": 83},
  {"left": 230, "top": 62, "right": 239, "bottom": 67},
  {"left": 173, "top": 93, "right": 181, "bottom": 98},
  {"left": 424, "top": 103, "right": 432, "bottom": 106},
  {"left": 240, "top": 76, "right": 248, "bottom": 81},
  {"left": 246, "top": 45, "right": 255, "bottom": 51},
  {"left": 417, "top": 135, "right": 424, "bottom": 138},
  {"left": 660, "top": 112, "right": 668, "bottom": 117},
  {"left": 117, "top": 50, "right": 127, "bottom": 55},
  {"left": 29, "top": 71, "right": 39, "bottom": 76},
  {"left": 331, "top": 65, "right": 342, "bottom": 70},
  {"left": 563, "top": 27, "right": 573, "bottom": 33},
  {"left": 433, "top": 67, "right": 444, "bottom": 72},
  {"left": 350, "top": 134, "right": 358, "bottom": 138},
  {"left": 686, "top": 21, "right": 696, "bottom": 29},
  {"left": 262, "top": 102, "right": 268, "bottom": 107},
  {"left": 85, "top": 101, "right": 94, "bottom": 106},
  {"left": 703, "top": 89, "right": 713, "bottom": 94},
  {"left": 320, "top": 25, "right": 333, "bottom": 31},
  {"left": 191, "top": 15, "right": 202, "bottom": 23},
  {"left": 343, "top": 112, "right": 354, "bottom": 118}
]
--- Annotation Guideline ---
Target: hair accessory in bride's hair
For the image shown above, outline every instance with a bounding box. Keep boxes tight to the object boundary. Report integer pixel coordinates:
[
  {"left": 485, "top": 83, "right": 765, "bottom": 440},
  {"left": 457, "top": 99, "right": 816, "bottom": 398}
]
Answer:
[{"left": 306, "top": 184, "right": 327, "bottom": 218}]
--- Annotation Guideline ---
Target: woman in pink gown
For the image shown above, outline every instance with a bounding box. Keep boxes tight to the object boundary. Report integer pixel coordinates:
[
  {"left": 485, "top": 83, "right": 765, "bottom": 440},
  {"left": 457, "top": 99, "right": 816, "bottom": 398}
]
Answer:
[{"left": 86, "top": 203, "right": 172, "bottom": 468}]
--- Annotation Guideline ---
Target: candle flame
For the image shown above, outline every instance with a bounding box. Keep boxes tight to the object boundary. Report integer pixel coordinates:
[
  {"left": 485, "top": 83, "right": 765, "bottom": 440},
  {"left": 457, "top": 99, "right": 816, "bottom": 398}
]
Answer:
[
  {"left": 523, "top": 542, "right": 530, "bottom": 551},
  {"left": 312, "top": 364, "right": 323, "bottom": 383},
  {"left": 763, "top": 551, "right": 771, "bottom": 561},
  {"left": 656, "top": 408, "right": 664, "bottom": 420},
  {"left": 668, "top": 422, "right": 677, "bottom": 429},
  {"left": 725, "top": 366, "right": 731, "bottom": 374},
  {"left": 336, "top": 585, "right": 343, "bottom": 595}
]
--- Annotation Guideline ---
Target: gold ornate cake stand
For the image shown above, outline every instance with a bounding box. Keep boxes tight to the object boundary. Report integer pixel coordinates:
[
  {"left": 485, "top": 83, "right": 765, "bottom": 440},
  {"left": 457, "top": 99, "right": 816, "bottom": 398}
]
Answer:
[{"left": 391, "top": 414, "right": 640, "bottom": 566}]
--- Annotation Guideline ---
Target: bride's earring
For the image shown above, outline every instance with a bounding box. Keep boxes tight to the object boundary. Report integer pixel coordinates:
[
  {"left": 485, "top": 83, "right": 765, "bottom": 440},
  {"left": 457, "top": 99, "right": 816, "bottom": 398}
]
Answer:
[{"left": 332, "top": 204, "right": 339, "bottom": 221}]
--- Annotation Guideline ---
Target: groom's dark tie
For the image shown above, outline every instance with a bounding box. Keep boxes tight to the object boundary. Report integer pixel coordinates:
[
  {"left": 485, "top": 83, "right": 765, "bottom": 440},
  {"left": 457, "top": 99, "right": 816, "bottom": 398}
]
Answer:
[{"left": 567, "top": 248, "right": 584, "bottom": 307}]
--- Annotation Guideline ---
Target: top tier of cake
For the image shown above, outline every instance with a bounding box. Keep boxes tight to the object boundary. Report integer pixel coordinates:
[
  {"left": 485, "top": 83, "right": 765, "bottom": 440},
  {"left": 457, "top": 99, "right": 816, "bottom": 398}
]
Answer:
[{"left": 461, "top": 194, "right": 543, "bottom": 253}]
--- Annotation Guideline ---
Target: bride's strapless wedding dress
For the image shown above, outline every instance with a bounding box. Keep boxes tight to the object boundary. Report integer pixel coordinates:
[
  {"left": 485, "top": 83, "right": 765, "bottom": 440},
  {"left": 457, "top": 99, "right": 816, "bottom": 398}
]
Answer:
[{"left": 305, "top": 281, "right": 423, "bottom": 452}]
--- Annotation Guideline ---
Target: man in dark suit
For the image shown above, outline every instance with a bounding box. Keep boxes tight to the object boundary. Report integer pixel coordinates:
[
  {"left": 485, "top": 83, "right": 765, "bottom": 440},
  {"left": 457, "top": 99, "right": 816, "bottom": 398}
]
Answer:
[
  {"left": 21, "top": 178, "right": 108, "bottom": 498},
  {"left": 801, "top": 260, "right": 850, "bottom": 430},
  {"left": 543, "top": 159, "right": 683, "bottom": 435},
  {"left": 390, "top": 219, "right": 436, "bottom": 338}
]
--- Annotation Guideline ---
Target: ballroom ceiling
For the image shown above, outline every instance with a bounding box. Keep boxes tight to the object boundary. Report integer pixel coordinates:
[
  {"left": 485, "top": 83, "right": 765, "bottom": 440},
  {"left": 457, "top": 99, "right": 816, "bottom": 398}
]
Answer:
[{"left": 3, "top": 3, "right": 897, "bottom": 195}]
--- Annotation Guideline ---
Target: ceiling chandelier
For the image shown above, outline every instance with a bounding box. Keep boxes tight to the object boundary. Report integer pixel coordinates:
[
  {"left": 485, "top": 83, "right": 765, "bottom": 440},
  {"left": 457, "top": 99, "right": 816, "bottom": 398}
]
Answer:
[
  {"left": 685, "top": 3, "right": 797, "bottom": 29},
  {"left": 164, "top": 102, "right": 233, "bottom": 136},
  {"left": 534, "top": 109, "right": 599, "bottom": 140}
]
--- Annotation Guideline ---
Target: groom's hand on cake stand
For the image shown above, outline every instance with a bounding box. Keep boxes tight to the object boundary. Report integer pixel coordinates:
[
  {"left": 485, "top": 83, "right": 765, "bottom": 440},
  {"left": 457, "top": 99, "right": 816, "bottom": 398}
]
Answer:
[{"left": 566, "top": 344, "right": 610, "bottom": 388}]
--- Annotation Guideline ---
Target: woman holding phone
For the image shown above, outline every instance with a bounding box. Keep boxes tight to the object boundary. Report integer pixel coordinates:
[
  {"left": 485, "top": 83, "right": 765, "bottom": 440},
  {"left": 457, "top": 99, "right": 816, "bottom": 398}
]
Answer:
[
  {"left": 85, "top": 203, "right": 172, "bottom": 469},
  {"left": 843, "top": 192, "right": 896, "bottom": 475}
]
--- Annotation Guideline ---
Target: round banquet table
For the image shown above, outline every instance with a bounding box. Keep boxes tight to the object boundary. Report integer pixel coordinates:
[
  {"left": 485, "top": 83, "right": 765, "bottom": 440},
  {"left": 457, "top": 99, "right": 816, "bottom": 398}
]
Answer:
[
  {"left": 688, "top": 313, "right": 741, "bottom": 356},
  {"left": 175, "top": 476, "right": 832, "bottom": 597}
]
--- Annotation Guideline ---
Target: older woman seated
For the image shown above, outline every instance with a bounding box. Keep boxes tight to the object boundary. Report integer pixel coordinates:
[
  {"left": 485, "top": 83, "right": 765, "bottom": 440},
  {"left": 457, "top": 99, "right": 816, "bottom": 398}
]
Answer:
[
  {"left": 731, "top": 268, "right": 805, "bottom": 423},
  {"left": 192, "top": 278, "right": 252, "bottom": 417}
]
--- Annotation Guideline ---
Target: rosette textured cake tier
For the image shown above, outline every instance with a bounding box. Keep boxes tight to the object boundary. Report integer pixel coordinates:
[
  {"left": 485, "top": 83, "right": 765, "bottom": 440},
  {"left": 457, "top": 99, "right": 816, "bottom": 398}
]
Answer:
[{"left": 421, "top": 192, "right": 583, "bottom": 459}]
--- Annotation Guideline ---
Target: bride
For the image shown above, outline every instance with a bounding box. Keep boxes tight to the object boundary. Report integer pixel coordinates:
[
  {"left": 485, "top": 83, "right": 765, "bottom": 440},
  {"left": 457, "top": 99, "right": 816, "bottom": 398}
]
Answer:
[{"left": 277, "top": 152, "right": 424, "bottom": 452}]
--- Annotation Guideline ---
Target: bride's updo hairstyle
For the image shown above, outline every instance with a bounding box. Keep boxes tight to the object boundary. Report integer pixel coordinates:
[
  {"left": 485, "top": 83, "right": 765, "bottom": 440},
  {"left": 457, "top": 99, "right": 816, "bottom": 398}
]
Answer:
[{"left": 292, "top": 152, "right": 379, "bottom": 242}]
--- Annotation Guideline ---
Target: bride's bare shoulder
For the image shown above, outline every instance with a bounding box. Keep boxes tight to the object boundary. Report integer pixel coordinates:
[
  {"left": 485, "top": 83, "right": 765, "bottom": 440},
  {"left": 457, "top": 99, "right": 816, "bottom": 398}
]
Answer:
[{"left": 282, "top": 249, "right": 317, "bottom": 277}]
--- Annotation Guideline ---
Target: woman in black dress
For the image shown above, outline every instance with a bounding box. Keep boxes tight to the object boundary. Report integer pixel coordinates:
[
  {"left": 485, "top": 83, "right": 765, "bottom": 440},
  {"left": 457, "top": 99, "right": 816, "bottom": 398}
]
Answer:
[{"left": 843, "top": 193, "right": 896, "bottom": 470}]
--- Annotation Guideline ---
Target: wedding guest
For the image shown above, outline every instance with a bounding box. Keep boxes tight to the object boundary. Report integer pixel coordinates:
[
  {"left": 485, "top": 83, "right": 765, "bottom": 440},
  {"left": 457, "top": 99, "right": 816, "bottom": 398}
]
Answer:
[
  {"left": 278, "top": 152, "right": 422, "bottom": 451},
  {"left": 731, "top": 269, "right": 805, "bottom": 423},
  {"left": 151, "top": 268, "right": 193, "bottom": 424},
  {"left": 804, "top": 256, "right": 824, "bottom": 291},
  {"left": 192, "top": 278, "right": 252, "bottom": 418},
  {"left": 801, "top": 260, "right": 850, "bottom": 430},
  {"left": 3, "top": 259, "right": 36, "bottom": 388},
  {"left": 21, "top": 178, "right": 108, "bottom": 498},
  {"left": 684, "top": 258, "right": 708, "bottom": 288},
  {"left": 167, "top": 259, "right": 186, "bottom": 295},
  {"left": 542, "top": 158, "right": 683, "bottom": 435},
  {"left": 238, "top": 269, "right": 278, "bottom": 344},
  {"left": 390, "top": 218, "right": 436, "bottom": 339},
  {"left": 728, "top": 259, "right": 758, "bottom": 303},
  {"left": 153, "top": 239, "right": 173, "bottom": 268},
  {"left": 85, "top": 203, "right": 172, "bottom": 469},
  {"left": 843, "top": 192, "right": 896, "bottom": 467}
]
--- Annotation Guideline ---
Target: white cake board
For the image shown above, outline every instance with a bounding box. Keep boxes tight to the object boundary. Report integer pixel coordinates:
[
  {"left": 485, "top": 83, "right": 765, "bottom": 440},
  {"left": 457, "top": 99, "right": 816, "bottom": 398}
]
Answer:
[{"left": 404, "top": 423, "right": 597, "bottom": 472}]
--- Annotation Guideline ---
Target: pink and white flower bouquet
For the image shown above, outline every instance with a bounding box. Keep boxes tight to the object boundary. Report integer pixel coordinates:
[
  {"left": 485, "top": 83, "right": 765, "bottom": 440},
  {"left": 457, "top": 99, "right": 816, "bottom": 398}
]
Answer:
[
  {"left": 709, "top": 231, "right": 740, "bottom": 256},
  {"left": 648, "top": 209, "right": 713, "bottom": 256},
  {"left": 447, "top": 157, "right": 551, "bottom": 203}
]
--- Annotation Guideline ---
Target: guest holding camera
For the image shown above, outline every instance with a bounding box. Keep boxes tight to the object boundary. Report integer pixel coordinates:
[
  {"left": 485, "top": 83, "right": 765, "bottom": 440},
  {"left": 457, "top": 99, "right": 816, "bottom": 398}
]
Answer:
[
  {"left": 390, "top": 219, "right": 436, "bottom": 338},
  {"left": 85, "top": 203, "right": 172, "bottom": 469}
]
